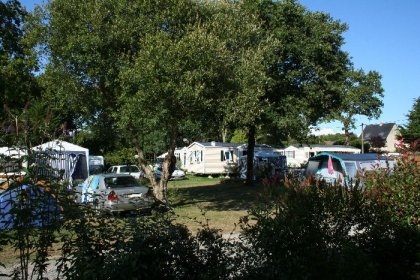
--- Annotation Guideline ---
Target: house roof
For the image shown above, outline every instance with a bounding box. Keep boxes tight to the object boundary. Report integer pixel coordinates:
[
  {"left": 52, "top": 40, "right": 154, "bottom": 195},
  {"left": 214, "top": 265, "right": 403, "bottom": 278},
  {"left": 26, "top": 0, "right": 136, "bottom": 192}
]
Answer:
[
  {"left": 188, "top": 142, "right": 244, "bottom": 149},
  {"left": 288, "top": 144, "right": 355, "bottom": 149},
  {"left": 237, "top": 143, "right": 274, "bottom": 149},
  {"left": 361, "top": 123, "right": 396, "bottom": 140}
]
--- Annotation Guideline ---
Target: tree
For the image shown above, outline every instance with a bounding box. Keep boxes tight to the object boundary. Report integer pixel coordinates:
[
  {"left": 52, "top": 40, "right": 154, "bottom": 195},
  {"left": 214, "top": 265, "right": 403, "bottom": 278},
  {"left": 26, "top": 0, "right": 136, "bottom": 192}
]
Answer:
[
  {"left": 369, "top": 135, "right": 386, "bottom": 153},
  {"left": 320, "top": 67, "right": 384, "bottom": 145},
  {"left": 231, "top": 129, "right": 248, "bottom": 143},
  {"left": 35, "top": 0, "right": 191, "bottom": 201},
  {"left": 398, "top": 97, "right": 420, "bottom": 144},
  {"left": 240, "top": 0, "right": 350, "bottom": 184},
  {"left": 1, "top": 0, "right": 40, "bottom": 123},
  {"left": 118, "top": 8, "right": 235, "bottom": 202}
]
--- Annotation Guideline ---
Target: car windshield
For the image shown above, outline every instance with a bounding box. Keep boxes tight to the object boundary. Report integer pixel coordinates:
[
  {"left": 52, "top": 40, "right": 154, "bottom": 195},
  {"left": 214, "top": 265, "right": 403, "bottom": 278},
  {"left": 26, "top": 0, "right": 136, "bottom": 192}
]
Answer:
[
  {"left": 120, "top": 166, "right": 139, "bottom": 173},
  {"left": 104, "top": 176, "right": 140, "bottom": 188}
]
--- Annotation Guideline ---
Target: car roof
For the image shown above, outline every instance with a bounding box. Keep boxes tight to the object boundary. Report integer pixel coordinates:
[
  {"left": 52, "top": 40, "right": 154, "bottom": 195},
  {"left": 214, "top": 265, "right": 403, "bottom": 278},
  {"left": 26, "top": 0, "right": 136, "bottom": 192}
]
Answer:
[{"left": 96, "top": 173, "right": 136, "bottom": 178}]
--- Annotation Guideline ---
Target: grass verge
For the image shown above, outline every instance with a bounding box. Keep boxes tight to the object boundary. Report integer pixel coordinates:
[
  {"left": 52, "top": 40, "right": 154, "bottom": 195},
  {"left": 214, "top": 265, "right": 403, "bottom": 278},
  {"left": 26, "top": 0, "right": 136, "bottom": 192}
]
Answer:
[{"left": 167, "top": 175, "right": 261, "bottom": 235}]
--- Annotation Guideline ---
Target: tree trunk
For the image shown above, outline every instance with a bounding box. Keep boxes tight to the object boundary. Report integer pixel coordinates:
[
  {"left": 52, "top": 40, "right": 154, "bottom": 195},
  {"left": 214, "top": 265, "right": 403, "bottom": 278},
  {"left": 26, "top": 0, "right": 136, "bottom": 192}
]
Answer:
[
  {"left": 129, "top": 126, "right": 158, "bottom": 197},
  {"left": 344, "top": 127, "right": 350, "bottom": 146},
  {"left": 222, "top": 125, "right": 228, "bottom": 143},
  {"left": 156, "top": 122, "right": 178, "bottom": 204},
  {"left": 245, "top": 126, "right": 256, "bottom": 186}
]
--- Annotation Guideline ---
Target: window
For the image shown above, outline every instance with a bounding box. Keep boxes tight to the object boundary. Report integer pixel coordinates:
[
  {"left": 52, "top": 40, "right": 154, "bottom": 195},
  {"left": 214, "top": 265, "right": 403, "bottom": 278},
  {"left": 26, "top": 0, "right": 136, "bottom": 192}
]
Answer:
[
  {"left": 195, "top": 151, "right": 202, "bottom": 162},
  {"left": 344, "top": 162, "right": 357, "bottom": 179},
  {"left": 286, "top": 151, "right": 295, "bottom": 158},
  {"left": 221, "top": 150, "right": 234, "bottom": 162}
]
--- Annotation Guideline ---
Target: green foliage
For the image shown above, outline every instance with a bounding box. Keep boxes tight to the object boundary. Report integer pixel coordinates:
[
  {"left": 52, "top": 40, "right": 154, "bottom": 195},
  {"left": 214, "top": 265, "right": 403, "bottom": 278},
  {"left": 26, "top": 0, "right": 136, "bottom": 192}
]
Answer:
[
  {"left": 399, "top": 97, "right": 420, "bottom": 144},
  {"left": 240, "top": 175, "right": 420, "bottom": 279},
  {"left": 369, "top": 135, "right": 387, "bottom": 152},
  {"left": 1, "top": 0, "right": 41, "bottom": 122},
  {"left": 57, "top": 212, "right": 258, "bottom": 280},
  {"left": 230, "top": 129, "right": 248, "bottom": 143},
  {"left": 364, "top": 140, "right": 420, "bottom": 228},
  {"left": 320, "top": 66, "right": 384, "bottom": 145},
  {"left": 103, "top": 147, "right": 137, "bottom": 167},
  {"left": 349, "top": 139, "right": 370, "bottom": 152}
]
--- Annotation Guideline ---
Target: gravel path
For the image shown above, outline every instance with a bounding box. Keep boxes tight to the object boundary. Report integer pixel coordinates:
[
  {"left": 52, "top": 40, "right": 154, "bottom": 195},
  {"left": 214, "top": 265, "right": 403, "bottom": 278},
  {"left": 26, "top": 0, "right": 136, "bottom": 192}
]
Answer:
[{"left": 0, "top": 260, "right": 62, "bottom": 280}]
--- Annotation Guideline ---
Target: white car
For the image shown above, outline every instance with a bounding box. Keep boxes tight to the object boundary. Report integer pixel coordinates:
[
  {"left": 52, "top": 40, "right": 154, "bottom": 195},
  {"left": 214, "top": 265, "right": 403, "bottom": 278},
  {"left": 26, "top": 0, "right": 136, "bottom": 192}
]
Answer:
[
  {"left": 106, "top": 165, "right": 146, "bottom": 179},
  {"left": 78, "top": 174, "right": 154, "bottom": 214},
  {"left": 154, "top": 166, "right": 185, "bottom": 180}
]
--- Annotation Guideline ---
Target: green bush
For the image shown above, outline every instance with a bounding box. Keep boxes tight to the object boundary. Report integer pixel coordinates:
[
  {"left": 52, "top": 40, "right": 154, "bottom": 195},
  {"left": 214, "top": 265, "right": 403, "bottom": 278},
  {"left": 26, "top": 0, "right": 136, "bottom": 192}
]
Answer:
[
  {"left": 240, "top": 174, "right": 420, "bottom": 279},
  {"left": 57, "top": 211, "right": 259, "bottom": 279}
]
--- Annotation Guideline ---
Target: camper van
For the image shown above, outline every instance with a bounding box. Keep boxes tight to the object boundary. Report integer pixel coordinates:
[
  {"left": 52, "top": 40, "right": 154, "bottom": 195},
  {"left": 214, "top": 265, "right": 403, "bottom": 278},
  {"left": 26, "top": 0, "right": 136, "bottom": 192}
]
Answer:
[{"left": 304, "top": 152, "right": 395, "bottom": 186}]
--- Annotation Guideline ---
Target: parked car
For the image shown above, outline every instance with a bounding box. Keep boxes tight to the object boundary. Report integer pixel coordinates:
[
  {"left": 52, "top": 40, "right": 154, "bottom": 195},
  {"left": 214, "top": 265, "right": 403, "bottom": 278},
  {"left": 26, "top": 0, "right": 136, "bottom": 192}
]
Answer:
[
  {"left": 154, "top": 166, "right": 185, "bottom": 180},
  {"left": 77, "top": 174, "right": 154, "bottom": 214},
  {"left": 106, "top": 165, "right": 146, "bottom": 179}
]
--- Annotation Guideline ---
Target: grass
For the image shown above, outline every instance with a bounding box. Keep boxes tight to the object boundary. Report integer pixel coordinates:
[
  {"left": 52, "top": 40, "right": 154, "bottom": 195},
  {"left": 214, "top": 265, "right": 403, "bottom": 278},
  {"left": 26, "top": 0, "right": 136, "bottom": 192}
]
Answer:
[{"left": 166, "top": 175, "right": 262, "bottom": 235}]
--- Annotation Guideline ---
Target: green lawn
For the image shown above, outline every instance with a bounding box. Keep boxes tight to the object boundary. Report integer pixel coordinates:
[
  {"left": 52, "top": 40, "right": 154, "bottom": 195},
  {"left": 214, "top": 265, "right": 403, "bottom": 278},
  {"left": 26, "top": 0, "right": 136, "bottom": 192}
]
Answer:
[{"left": 166, "top": 175, "right": 262, "bottom": 235}]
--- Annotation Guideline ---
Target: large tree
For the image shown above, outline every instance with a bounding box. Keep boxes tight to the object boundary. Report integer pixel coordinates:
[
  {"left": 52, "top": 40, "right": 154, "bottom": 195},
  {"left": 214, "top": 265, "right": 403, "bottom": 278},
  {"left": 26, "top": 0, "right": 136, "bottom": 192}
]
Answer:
[
  {"left": 320, "top": 67, "right": 384, "bottom": 145},
  {"left": 238, "top": 0, "right": 350, "bottom": 184},
  {"left": 118, "top": 0, "right": 266, "bottom": 201},
  {"left": 398, "top": 97, "right": 420, "bottom": 144}
]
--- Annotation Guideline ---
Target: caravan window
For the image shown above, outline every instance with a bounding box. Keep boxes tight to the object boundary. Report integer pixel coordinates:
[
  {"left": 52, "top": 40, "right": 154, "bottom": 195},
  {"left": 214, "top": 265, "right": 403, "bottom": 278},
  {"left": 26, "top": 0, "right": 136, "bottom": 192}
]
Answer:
[
  {"left": 286, "top": 151, "right": 294, "bottom": 159},
  {"left": 344, "top": 162, "right": 357, "bottom": 179},
  {"left": 221, "top": 150, "right": 234, "bottom": 162},
  {"left": 305, "top": 160, "right": 320, "bottom": 177}
]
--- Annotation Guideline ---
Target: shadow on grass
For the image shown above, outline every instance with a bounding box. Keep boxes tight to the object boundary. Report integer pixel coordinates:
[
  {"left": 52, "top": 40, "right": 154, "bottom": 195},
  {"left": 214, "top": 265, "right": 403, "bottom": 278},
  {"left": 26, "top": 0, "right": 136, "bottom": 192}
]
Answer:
[{"left": 168, "top": 179, "right": 262, "bottom": 212}]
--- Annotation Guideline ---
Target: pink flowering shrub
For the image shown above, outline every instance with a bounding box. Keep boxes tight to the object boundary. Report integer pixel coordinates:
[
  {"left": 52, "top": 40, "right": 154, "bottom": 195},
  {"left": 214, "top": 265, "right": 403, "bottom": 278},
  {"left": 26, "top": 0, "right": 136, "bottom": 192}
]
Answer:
[{"left": 364, "top": 139, "right": 420, "bottom": 227}]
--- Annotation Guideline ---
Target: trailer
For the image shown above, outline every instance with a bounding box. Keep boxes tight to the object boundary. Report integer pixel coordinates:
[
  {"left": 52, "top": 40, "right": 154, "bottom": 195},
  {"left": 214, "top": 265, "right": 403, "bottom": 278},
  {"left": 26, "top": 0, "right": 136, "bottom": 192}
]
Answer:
[{"left": 303, "top": 152, "right": 395, "bottom": 186}]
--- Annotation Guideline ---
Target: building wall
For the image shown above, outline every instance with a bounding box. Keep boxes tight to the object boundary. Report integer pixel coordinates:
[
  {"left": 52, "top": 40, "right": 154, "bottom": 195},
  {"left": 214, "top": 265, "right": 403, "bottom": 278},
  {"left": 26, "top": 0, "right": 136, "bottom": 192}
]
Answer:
[
  {"left": 186, "top": 143, "right": 205, "bottom": 174},
  {"left": 282, "top": 145, "right": 361, "bottom": 168},
  {"left": 384, "top": 124, "right": 400, "bottom": 152},
  {"left": 187, "top": 146, "right": 237, "bottom": 175}
]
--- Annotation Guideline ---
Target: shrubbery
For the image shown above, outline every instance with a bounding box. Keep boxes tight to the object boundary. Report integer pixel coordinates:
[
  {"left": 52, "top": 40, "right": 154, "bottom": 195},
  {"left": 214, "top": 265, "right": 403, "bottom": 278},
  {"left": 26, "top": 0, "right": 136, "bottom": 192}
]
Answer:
[{"left": 2, "top": 136, "right": 420, "bottom": 279}]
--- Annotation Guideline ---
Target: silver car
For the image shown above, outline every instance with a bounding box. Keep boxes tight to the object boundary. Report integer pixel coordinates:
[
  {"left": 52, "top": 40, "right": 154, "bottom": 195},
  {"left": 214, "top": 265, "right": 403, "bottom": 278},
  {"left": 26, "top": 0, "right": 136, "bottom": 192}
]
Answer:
[{"left": 78, "top": 174, "right": 154, "bottom": 214}]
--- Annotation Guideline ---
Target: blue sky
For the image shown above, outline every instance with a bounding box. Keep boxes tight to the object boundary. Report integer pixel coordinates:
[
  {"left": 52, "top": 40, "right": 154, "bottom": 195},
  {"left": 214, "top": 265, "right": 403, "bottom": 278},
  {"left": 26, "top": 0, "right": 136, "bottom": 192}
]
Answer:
[
  {"left": 19, "top": 0, "right": 419, "bottom": 136},
  {"left": 299, "top": 0, "right": 420, "bottom": 135}
]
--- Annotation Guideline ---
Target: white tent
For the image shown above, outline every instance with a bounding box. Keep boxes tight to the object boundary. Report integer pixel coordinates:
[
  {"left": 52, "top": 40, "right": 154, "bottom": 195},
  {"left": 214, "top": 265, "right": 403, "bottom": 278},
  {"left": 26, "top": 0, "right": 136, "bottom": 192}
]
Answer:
[{"left": 32, "top": 140, "right": 89, "bottom": 183}]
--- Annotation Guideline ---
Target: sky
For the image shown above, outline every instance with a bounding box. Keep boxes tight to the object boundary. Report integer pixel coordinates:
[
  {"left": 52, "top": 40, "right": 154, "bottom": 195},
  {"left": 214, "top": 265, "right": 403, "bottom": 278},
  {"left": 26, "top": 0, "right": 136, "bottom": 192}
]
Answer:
[{"left": 18, "top": 0, "right": 420, "bottom": 137}]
